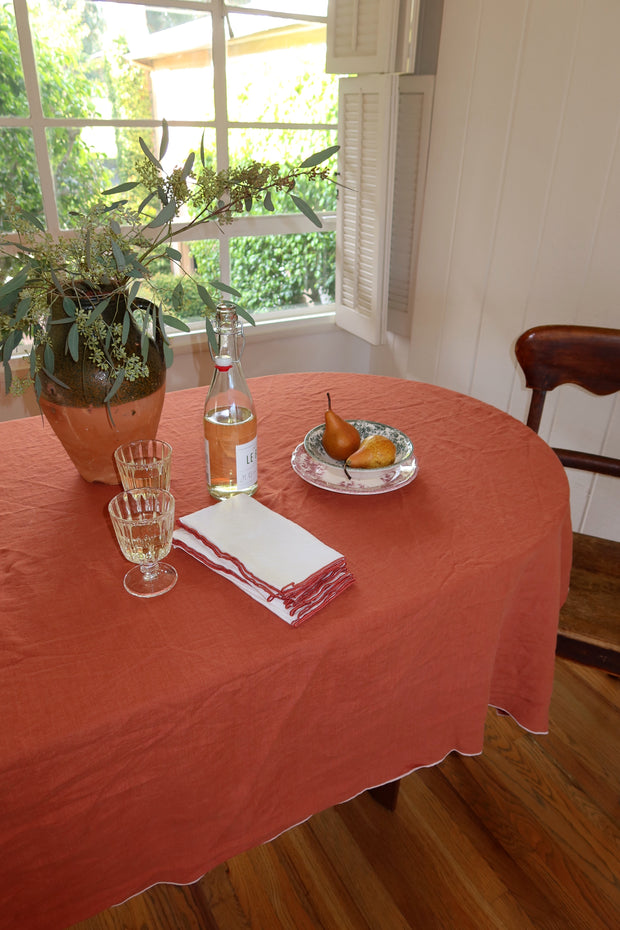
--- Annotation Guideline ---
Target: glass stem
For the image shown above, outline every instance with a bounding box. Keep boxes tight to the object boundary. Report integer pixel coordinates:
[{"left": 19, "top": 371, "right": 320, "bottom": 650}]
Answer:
[{"left": 140, "top": 561, "right": 160, "bottom": 581}]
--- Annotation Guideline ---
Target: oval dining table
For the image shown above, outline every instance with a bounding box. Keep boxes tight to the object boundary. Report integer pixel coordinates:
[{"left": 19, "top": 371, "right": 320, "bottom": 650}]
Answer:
[{"left": 0, "top": 371, "right": 572, "bottom": 930}]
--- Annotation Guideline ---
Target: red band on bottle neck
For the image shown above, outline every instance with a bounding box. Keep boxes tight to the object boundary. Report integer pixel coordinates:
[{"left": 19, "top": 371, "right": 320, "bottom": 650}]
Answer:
[{"left": 214, "top": 355, "right": 233, "bottom": 372}]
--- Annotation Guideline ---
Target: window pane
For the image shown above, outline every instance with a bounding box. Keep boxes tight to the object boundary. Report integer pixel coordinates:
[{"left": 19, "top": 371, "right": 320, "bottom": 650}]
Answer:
[
  {"left": 0, "top": 130, "right": 41, "bottom": 227},
  {"left": 146, "top": 239, "right": 220, "bottom": 322},
  {"left": 145, "top": 10, "right": 214, "bottom": 123},
  {"left": 226, "top": 13, "right": 337, "bottom": 123},
  {"left": 147, "top": 229, "right": 336, "bottom": 321},
  {"left": 47, "top": 127, "right": 113, "bottom": 226},
  {"left": 230, "top": 231, "right": 335, "bottom": 312},
  {"left": 0, "top": 4, "right": 29, "bottom": 116},
  {"left": 229, "top": 128, "right": 338, "bottom": 213},
  {"left": 49, "top": 124, "right": 217, "bottom": 228},
  {"left": 159, "top": 126, "right": 216, "bottom": 177},
  {"left": 32, "top": 1, "right": 213, "bottom": 121}
]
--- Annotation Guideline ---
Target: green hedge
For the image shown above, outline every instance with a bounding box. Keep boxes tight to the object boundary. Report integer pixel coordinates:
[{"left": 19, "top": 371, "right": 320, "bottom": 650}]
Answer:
[{"left": 186, "top": 231, "right": 336, "bottom": 315}]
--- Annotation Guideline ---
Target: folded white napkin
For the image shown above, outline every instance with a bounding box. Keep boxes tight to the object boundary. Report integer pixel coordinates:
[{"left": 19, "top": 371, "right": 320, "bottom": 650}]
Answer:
[{"left": 172, "top": 494, "right": 354, "bottom": 625}]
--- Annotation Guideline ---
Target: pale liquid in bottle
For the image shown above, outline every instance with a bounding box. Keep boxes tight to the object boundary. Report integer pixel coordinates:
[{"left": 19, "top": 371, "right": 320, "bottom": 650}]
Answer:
[{"left": 204, "top": 404, "right": 257, "bottom": 499}]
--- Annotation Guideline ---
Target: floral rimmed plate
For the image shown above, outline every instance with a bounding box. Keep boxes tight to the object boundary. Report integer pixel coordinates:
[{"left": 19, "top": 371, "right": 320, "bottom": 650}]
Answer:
[
  {"left": 291, "top": 444, "right": 418, "bottom": 496},
  {"left": 303, "top": 420, "right": 414, "bottom": 477}
]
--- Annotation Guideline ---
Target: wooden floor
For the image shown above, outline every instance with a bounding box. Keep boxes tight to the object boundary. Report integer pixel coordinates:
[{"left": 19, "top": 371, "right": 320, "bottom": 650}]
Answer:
[{"left": 70, "top": 658, "right": 620, "bottom": 930}]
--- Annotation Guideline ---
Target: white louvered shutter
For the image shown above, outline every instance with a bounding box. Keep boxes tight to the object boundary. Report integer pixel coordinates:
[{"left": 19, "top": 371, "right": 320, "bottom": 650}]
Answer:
[
  {"left": 326, "top": 0, "right": 401, "bottom": 75},
  {"left": 335, "top": 75, "right": 398, "bottom": 345},
  {"left": 386, "top": 74, "right": 434, "bottom": 336},
  {"left": 335, "top": 74, "right": 434, "bottom": 345}
]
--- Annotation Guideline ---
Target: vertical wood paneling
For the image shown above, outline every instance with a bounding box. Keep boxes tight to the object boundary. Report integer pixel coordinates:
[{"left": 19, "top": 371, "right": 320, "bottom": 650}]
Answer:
[
  {"left": 406, "top": 0, "right": 485, "bottom": 384},
  {"left": 474, "top": 0, "right": 583, "bottom": 407},
  {"left": 436, "top": 0, "right": 533, "bottom": 395},
  {"left": 409, "top": 0, "right": 620, "bottom": 540}
]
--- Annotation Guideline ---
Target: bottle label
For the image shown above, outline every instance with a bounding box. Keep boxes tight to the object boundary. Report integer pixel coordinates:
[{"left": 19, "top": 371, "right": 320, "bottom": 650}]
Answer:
[{"left": 236, "top": 437, "right": 258, "bottom": 490}]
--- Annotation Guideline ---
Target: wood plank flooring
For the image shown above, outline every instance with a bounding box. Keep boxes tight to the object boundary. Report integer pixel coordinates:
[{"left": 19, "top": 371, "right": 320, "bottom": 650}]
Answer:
[{"left": 70, "top": 658, "right": 619, "bottom": 930}]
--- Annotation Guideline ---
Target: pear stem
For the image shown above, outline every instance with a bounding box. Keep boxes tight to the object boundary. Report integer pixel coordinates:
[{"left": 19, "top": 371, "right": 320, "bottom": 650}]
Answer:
[{"left": 326, "top": 391, "right": 332, "bottom": 411}]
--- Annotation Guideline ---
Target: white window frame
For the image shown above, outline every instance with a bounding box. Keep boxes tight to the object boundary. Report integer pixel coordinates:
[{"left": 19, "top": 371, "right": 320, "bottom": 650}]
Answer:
[{"left": 1, "top": 0, "right": 337, "bottom": 325}]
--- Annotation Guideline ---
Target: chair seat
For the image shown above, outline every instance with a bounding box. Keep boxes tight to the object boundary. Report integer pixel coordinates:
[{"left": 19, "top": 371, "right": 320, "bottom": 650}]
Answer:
[{"left": 557, "top": 532, "right": 620, "bottom": 675}]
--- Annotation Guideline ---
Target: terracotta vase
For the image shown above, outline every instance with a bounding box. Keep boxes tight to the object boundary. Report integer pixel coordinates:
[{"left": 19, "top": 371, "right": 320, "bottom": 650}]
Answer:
[{"left": 38, "top": 294, "right": 167, "bottom": 484}]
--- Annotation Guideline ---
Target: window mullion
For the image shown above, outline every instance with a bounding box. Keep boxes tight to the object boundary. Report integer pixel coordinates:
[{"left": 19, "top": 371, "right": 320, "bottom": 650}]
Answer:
[
  {"left": 13, "top": 0, "right": 59, "bottom": 234},
  {"left": 212, "top": 0, "right": 230, "bottom": 284}
]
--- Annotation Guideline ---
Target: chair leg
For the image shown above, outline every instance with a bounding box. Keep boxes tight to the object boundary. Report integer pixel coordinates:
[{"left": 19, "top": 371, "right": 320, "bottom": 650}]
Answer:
[
  {"left": 368, "top": 778, "right": 401, "bottom": 811},
  {"left": 556, "top": 634, "right": 620, "bottom": 676}
]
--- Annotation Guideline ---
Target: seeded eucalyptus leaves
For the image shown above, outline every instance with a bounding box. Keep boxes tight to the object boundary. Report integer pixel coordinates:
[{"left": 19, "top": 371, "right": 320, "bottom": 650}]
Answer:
[{"left": 0, "top": 119, "right": 338, "bottom": 408}]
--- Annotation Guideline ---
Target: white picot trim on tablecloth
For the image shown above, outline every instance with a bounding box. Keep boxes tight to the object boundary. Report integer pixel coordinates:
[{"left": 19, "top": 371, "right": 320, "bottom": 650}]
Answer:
[{"left": 112, "top": 704, "right": 548, "bottom": 911}]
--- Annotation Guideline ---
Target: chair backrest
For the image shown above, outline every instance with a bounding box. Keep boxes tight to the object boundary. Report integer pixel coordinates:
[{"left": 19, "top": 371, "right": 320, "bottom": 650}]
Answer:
[{"left": 515, "top": 324, "right": 620, "bottom": 478}]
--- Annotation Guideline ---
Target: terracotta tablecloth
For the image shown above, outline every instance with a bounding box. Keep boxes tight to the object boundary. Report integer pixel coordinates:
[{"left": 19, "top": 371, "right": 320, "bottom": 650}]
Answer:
[{"left": 0, "top": 373, "right": 572, "bottom": 929}]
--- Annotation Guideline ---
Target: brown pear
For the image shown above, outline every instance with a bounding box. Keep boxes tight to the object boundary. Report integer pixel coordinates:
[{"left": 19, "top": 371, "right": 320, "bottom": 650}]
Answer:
[
  {"left": 345, "top": 434, "right": 396, "bottom": 471},
  {"left": 321, "top": 393, "right": 360, "bottom": 460}
]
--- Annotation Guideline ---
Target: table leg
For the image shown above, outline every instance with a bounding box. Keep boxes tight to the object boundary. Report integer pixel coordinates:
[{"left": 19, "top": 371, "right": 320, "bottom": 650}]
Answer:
[
  {"left": 368, "top": 778, "right": 401, "bottom": 811},
  {"left": 187, "top": 881, "right": 219, "bottom": 929}
]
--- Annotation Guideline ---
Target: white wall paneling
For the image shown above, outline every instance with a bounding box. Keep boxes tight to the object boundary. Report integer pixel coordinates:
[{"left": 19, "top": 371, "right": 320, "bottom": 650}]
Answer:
[{"left": 408, "top": 0, "right": 620, "bottom": 539}]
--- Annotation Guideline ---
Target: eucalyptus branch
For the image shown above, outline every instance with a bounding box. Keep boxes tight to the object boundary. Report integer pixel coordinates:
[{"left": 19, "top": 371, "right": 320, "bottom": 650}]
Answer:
[{"left": 0, "top": 122, "right": 339, "bottom": 398}]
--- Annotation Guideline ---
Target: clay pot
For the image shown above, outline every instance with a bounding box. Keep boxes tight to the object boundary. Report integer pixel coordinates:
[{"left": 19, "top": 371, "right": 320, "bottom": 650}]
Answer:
[{"left": 38, "top": 293, "right": 167, "bottom": 484}]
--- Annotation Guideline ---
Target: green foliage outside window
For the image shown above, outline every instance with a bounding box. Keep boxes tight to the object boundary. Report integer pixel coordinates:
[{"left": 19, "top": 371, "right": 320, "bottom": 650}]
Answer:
[
  {"left": 229, "top": 231, "right": 336, "bottom": 311},
  {"left": 0, "top": 1, "right": 338, "bottom": 315},
  {"left": 0, "top": 3, "right": 112, "bottom": 221}
]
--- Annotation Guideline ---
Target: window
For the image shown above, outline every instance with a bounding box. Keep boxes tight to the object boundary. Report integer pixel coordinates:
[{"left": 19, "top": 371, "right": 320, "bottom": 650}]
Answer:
[{"left": 0, "top": 0, "right": 338, "bottom": 320}]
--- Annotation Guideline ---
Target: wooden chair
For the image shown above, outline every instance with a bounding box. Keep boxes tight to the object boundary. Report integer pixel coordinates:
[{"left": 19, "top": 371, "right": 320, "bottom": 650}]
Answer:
[
  {"left": 369, "top": 324, "right": 620, "bottom": 813},
  {"left": 515, "top": 324, "right": 620, "bottom": 675}
]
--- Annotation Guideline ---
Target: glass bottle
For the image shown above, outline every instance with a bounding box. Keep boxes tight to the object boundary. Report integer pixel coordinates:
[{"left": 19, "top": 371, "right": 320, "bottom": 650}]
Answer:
[{"left": 203, "top": 301, "right": 258, "bottom": 499}]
